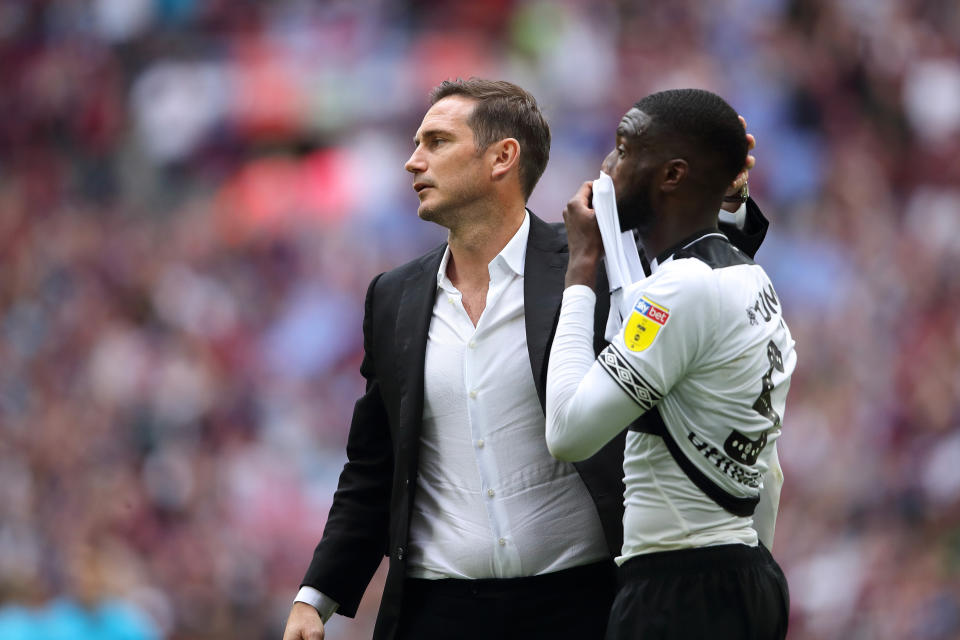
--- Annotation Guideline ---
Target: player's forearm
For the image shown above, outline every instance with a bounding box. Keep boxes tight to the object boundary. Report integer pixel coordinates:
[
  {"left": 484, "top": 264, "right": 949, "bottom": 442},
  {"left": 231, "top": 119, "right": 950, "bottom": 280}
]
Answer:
[{"left": 565, "top": 253, "right": 601, "bottom": 289}]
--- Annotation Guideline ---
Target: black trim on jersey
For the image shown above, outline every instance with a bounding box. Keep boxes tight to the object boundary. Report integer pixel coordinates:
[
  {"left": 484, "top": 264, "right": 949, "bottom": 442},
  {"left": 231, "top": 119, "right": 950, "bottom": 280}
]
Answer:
[
  {"left": 600, "top": 344, "right": 760, "bottom": 516},
  {"left": 598, "top": 345, "right": 662, "bottom": 412},
  {"left": 656, "top": 229, "right": 755, "bottom": 270},
  {"left": 628, "top": 411, "right": 760, "bottom": 517}
]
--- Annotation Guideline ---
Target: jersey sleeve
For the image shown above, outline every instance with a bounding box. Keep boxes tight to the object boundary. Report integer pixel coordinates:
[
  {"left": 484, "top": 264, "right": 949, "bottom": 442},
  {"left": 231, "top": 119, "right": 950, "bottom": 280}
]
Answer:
[
  {"left": 545, "top": 286, "right": 651, "bottom": 462},
  {"left": 545, "top": 264, "right": 717, "bottom": 462}
]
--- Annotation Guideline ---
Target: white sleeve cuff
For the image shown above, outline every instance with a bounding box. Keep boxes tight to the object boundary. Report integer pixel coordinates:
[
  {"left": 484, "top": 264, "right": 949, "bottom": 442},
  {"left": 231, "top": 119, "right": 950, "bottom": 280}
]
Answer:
[
  {"left": 294, "top": 586, "right": 339, "bottom": 623},
  {"left": 563, "top": 283, "right": 598, "bottom": 306},
  {"left": 718, "top": 201, "right": 747, "bottom": 230}
]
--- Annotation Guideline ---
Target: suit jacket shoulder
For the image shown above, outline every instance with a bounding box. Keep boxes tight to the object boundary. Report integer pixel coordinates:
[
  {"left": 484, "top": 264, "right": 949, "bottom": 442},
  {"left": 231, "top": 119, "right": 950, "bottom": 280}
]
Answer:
[{"left": 371, "top": 243, "right": 446, "bottom": 299}]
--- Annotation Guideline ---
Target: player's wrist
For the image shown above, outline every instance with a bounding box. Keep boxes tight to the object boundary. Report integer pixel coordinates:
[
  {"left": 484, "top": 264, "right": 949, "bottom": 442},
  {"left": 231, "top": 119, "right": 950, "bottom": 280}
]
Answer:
[
  {"left": 294, "top": 587, "right": 338, "bottom": 623},
  {"left": 722, "top": 181, "right": 749, "bottom": 211},
  {"left": 565, "top": 255, "right": 600, "bottom": 288}
]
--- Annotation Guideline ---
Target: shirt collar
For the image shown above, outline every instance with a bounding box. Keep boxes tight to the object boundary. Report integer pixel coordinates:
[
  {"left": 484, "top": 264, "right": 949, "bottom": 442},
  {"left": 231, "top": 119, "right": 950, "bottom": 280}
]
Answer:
[
  {"left": 649, "top": 227, "right": 727, "bottom": 274},
  {"left": 436, "top": 211, "right": 530, "bottom": 288}
]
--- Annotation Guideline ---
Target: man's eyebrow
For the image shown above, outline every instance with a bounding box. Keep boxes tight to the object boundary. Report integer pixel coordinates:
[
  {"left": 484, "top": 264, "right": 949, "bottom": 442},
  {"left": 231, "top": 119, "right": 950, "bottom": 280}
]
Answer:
[
  {"left": 413, "top": 127, "right": 453, "bottom": 145},
  {"left": 616, "top": 123, "right": 629, "bottom": 138}
]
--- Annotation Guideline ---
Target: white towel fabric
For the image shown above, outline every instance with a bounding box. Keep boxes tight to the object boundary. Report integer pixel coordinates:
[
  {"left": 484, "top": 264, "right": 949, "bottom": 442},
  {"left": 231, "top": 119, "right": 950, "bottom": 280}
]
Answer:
[{"left": 592, "top": 172, "right": 647, "bottom": 343}]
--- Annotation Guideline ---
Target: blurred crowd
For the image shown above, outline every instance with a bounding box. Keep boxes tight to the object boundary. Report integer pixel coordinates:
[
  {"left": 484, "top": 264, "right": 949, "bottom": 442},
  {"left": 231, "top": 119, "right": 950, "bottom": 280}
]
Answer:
[{"left": 1, "top": 0, "right": 959, "bottom": 638}]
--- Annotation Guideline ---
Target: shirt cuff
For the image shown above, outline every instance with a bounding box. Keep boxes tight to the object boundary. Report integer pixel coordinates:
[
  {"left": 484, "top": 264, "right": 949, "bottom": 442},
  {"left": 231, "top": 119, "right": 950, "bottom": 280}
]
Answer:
[
  {"left": 718, "top": 201, "right": 747, "bottom": 230},
  {"left": 563, "top": 283, "right": 597, "bottom": 305},
  {"left": 294, "top": 586, "right": 339, "bottom": 623}
]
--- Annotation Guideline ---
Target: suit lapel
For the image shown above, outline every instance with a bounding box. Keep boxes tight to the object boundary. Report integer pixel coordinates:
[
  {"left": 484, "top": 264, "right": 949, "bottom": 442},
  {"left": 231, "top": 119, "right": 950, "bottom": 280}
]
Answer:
[
  {"left": 394, "top": 216, "right": 566, "bottom": 421},
  {"left": 524, "top": 213, "right": 568, "bottom": 410},
  {"left": 395, "top": 246, "right": 444, "bottom": 442}
]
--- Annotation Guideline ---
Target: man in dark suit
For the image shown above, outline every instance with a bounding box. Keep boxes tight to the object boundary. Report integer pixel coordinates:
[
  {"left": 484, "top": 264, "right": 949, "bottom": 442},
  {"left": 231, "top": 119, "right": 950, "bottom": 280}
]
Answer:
[{"left": 282, "top": 78, "right": 765, "bottom": 640}]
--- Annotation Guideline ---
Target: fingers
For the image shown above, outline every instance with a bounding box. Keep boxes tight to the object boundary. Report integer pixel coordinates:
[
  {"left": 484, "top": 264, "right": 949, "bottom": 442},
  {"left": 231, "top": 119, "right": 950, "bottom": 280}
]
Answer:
[
  {"left": 562, "top": 180, "right": 603, "bottom": 287},
  {"left": 284, "top": 623, "right": 324, "bottom": 640},
  {"left": 739, "top": 115, "right": 756, "bottom": 167},
  {"left": 283, "top": 604, "right": 325, "bottom": 640},
  {"left": 725, "top": 116, "right": 754, "bottom": 203},
  {"left": 574, "top": 180, "right": 593, "bottom": 205},
  {"left": 730, "top": 115, "right": 757, "bottom": 178},
  {"left": 739, "top": 114, "right": 753, "bottom": 149},
  {"left": 732, "top": 169, "right": 748, "bottom": 190},
  {"left": 563, "top": 181, "right": 594, "bottom": 222}
]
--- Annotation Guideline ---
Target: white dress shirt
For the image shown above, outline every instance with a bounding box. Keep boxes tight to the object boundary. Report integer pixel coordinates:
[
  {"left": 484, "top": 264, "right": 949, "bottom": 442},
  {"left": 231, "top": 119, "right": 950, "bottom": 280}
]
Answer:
[
  {"left": 296, "top": 213, "right": 609, "bottom": 615},
  {"left": 407, "top": 211, "right": 608, "bottom": 579}
]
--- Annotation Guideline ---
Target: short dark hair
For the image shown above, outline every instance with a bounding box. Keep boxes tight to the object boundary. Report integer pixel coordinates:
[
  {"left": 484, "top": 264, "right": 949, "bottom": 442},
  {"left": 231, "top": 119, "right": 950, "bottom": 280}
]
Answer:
[
  {"left": 633, "top": 89, "right": 747, "bottom": 195},
  {"left": 430, "top": 78, "right": 551, "bottom": 200}
]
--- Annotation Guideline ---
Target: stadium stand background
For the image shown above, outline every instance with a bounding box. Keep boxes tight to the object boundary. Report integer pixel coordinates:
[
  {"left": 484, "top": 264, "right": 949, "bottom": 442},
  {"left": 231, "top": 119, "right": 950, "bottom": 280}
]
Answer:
[{"left": 1, "top": 0, "right": 959, "bottom": 638}]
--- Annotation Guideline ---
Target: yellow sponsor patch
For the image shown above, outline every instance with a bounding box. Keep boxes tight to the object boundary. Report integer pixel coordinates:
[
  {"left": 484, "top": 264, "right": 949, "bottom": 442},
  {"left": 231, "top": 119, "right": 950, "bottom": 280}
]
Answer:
[{"left": 624, "top": 296, "right": 670, "bottom": 352}]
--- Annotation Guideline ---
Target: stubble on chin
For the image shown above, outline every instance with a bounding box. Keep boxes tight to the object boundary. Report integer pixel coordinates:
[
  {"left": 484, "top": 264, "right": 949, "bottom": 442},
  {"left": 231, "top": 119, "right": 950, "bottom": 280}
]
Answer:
[
  {"left": 418, "top": 178, "right": 485, "bottom": 231},
  {"left": 418, "top": 202, "right": 456, "bottom": 228}
]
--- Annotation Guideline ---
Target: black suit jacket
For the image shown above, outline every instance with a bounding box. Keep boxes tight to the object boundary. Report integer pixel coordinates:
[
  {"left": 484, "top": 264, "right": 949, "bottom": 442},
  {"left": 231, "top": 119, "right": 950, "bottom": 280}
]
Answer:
[{"left": 300, "top": 203, "right": 768, "bottom": 640}]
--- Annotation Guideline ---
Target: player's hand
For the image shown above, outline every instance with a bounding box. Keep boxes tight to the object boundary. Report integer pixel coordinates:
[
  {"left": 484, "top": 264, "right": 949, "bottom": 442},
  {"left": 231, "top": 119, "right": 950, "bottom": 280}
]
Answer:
[
  {"left": 722, "top": 115, "right": 756, "bottom": 213},
  {"left": 562, "top": 181, "right": 603, "bottom": 288},
  {"left": 283, "top": 602, "right": 326, "bottom": 640}
]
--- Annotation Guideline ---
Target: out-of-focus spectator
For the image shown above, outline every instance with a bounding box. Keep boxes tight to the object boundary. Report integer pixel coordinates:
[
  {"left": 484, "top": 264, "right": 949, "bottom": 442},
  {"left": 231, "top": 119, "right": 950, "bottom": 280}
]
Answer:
[{"left": 1, "top": 1, "right": 959, "bottom": 638}]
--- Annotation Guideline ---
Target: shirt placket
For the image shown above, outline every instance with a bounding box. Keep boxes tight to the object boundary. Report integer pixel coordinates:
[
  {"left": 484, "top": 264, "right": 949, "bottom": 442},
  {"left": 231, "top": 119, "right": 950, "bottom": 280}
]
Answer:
[{"left": 462, "top": 264, "right": 520, "bottom": 577}]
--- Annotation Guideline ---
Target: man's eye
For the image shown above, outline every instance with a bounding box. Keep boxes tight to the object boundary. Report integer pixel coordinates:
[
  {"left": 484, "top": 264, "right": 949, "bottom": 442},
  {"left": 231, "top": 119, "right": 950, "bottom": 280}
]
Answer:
[{"left": 617, "top": 146, "right": 626, "bottom": 158}]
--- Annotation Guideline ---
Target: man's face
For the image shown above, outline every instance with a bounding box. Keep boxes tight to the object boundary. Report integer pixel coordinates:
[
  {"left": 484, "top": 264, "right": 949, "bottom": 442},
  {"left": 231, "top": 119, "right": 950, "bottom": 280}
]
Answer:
[
  {"left": 603, "top": 107, "right": 659, "bottom": 232},
  {"left": 404, "top": 95, "right": 489, "bottom": 227}
]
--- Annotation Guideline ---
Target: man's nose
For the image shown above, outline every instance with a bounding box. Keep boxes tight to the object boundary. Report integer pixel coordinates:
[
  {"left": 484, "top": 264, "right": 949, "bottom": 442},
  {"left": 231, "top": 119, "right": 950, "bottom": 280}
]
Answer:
[
  {"left": 405, "top": 148, "right": 425, "bottom": 174},
  {"left": 601, "top": 149, "right": 617, "bottom": 174}
]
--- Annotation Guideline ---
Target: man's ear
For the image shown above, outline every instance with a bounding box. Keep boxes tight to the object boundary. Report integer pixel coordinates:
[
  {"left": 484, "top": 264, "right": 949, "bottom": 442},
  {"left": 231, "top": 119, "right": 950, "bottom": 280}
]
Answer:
[
  {"left": 659, "top": 158, "right": 688, "bottom": 193},
  {"left": 489, "top": 138, "right": 521, "bottom": 181}
]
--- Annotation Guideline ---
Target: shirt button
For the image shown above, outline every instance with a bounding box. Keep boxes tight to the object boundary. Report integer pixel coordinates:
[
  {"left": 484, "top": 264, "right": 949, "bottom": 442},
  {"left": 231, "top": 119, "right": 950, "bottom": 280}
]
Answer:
[
  {"left": 468, "top": 340, "right": 476, "bottom": 348},
  {"left": 469, "top": 390, "right": 477, "bottom": 399},
  {"left": 476, "top": 439, "right": 485, "bottom": 449},
  {"left": 487, "top": 489, "right": 495, "bottom": 498},
  {"left": 448, "top": 297, "right": 455, "bottom": 304},
  {"left": 498, "top": 538, "right": 506, "bottom": 546}
]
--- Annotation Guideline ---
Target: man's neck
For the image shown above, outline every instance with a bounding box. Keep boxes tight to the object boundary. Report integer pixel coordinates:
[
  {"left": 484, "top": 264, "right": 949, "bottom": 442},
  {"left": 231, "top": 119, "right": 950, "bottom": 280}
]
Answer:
[
  {"left": 639, "top": 201, "right": 720, "bottom": 260},
  {"left": 446, "top": 204, "right": 525, "bottom": 290}
]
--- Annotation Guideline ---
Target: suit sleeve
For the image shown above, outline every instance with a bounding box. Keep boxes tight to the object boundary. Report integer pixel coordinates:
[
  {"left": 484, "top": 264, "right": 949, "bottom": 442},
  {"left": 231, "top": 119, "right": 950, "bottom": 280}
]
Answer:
[
  {"left": 719, "top": 197, "right": 769, "bottom": 259},
  {"left": 299, "top": 273, "right": 393, "bottom": 618}
]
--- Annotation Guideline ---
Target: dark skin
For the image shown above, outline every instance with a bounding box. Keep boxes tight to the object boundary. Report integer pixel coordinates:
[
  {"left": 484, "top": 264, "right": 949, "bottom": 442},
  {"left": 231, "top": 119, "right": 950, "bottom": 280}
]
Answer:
[{"left": 564, "top": 110, "right": 755, "bottom": 288}]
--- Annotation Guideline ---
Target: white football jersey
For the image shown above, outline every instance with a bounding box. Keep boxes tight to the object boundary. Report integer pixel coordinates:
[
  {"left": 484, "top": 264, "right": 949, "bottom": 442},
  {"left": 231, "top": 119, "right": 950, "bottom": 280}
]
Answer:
[{"left": 598, "top": 232, "right": 796, "bottom": 557}]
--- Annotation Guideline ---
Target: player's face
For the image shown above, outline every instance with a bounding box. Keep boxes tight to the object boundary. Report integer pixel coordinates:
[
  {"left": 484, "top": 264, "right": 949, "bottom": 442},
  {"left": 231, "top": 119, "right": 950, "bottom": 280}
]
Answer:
[
  {"left": 405, "top": 96, "right": 490, "bottom": 228},
  {"left": 604, "top": 108, "right": 658, "bottom": 232}
]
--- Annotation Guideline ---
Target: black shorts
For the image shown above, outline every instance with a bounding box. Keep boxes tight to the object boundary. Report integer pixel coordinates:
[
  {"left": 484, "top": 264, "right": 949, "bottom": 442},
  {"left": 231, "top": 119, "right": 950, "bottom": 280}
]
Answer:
[{"left": 606, "top": 543, "right": 789, "bottom": 640}]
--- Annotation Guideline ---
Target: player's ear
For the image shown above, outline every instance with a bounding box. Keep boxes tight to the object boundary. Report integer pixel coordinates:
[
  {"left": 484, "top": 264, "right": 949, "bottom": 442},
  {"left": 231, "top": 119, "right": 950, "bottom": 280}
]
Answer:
[
  {"left": 659, "top": 159, "right": 688, "bottom": 193},
  {"left": 489, "top": 138, "right": 521, "bottom": 181}
]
